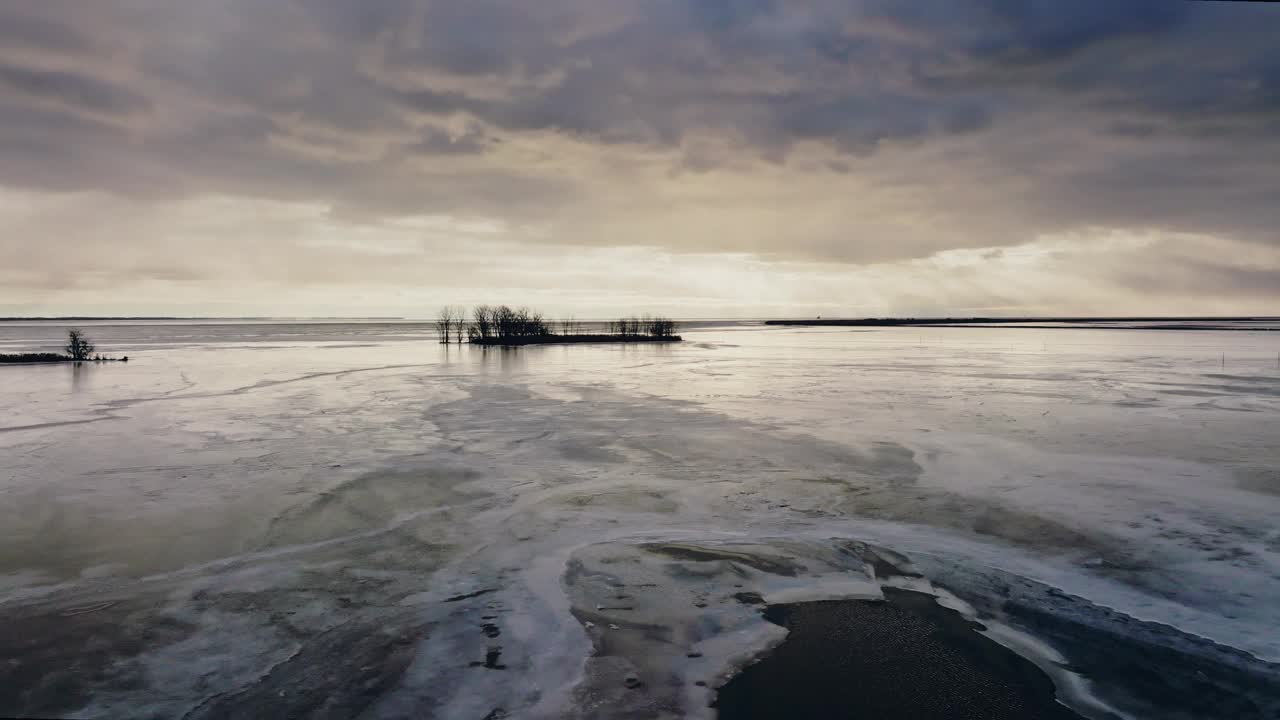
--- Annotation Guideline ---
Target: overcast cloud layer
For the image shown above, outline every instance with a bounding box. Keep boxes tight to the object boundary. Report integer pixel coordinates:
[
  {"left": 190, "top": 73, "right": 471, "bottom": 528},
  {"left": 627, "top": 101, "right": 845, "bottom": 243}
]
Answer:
[{"left": 1, "top": 0, "right": 1277, "bottom": 317}]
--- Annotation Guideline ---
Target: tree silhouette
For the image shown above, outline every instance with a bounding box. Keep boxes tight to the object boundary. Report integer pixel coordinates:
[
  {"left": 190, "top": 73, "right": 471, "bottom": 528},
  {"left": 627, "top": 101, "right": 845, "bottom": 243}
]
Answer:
[
  {"left": 65, "top": 329, "right": 95, "bottom": 361},
  {"left": 435, "top": 306, "right": 453, "bottom": 344},
  {"left": 453, "top": 310, "right": 467, "bottom": 344},
  {"left": 458, "top": 305, "right": 678, "bottom": 344}
]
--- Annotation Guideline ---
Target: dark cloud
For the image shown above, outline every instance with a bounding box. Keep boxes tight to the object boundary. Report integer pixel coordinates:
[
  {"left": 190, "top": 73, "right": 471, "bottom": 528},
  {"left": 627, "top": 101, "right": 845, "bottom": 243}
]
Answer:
[
  {"left": 0, "top": 0, "right": 1277, "bottom": 270},
  {"left": 969, "top": 0, "right": 1189, "bottom": 65},
  {"left": 913, "top": 1, "right": 1278, "bottom": 140},
  {"left": 0, "top": 11, "right": 98, "bottom": 57},
  {"left": 0, "top": 64, "right": 150, "bottom": 117}
]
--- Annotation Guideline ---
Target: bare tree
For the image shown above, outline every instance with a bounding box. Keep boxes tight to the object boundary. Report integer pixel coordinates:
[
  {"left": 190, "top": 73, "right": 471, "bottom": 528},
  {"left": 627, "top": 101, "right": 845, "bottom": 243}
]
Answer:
[
  {"left": 436, "top": 306, "right": 474, "bottom": 344},
  {"left": 453, "top": 310, "right": 467, "bottom": 344},
  {"left": 617, "top": 316, "right": 641, "bottom": 337},
  {"left": 469, "top": 305, "right": 551, "bottom": 341},
  {"left": 436, "top": 306, "right": 453, "bottom": 344},
  {"left": 473, "top": 305, "right": 494, "bottom": 341},
  {"left": 647, "top": 316, "right": 677, "bottom": 337},
  {"left": 558, "top": 317, "right": 581, "bottom": 336},
  {"left": 495, "top": 305, "right": 513, "bottom": 338},
  {"left": 65, "top": 329, "right": 95, "bottom": 361},
  {"left": 450, "top": 305, "right": 673, "bottom": 343}
]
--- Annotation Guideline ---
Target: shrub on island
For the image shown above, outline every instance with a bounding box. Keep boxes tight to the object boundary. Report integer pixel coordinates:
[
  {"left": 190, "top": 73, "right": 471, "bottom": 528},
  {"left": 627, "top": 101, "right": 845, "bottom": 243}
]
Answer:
[{"left": 435, "top": 305, "right": 681, "bottom": 345}]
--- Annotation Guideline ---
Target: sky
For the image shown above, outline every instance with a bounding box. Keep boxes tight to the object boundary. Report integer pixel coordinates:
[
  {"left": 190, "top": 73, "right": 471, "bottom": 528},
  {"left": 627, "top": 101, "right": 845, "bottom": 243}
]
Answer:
[{"left": 1, "top": 0, "right": 1277, "bottom": 318}]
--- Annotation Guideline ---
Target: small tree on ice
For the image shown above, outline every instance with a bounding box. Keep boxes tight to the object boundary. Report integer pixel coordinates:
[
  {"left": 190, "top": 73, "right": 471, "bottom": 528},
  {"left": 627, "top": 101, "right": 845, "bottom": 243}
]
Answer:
[{"left": 65, "top": 329, "right": 95, "bottom": 361}]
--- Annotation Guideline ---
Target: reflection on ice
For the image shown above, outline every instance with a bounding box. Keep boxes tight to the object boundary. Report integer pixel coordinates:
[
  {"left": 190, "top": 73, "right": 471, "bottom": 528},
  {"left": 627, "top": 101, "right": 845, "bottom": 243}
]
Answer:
[{"left": 0, "top": 321, "right": 1278, "bottom": 718}]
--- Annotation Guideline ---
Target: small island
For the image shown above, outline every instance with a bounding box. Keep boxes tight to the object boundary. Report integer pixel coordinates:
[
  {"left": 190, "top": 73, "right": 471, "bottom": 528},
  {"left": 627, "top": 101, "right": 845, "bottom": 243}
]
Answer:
[
  {"left": 435, "top": 305, "right": 681, "bottom": 346},
  {"left": 0, "top": 329, "right": 128, "bottom": 364}
]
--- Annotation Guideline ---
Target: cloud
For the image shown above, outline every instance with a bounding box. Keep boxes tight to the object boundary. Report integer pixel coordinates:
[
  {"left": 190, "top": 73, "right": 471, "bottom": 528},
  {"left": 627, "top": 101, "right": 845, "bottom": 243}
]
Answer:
[
  {"left": 0, "top": 10, "right": 99, "bottom": 59},
  {"left": 967, "top": 0, "right": 1189, "bottom": 65},
  {"left": 0, "top": 64, "right": 151, "bottom": 118},
  {"left": 0, "top": 0, "right": 1276, "bottom": 313}
]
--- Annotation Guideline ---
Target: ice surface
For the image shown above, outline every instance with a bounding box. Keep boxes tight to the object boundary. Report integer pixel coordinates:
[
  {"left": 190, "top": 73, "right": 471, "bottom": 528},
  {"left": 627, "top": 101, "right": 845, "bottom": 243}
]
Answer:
[{"left": 0, "top": 320, "right": 1277, "bottom": 718}]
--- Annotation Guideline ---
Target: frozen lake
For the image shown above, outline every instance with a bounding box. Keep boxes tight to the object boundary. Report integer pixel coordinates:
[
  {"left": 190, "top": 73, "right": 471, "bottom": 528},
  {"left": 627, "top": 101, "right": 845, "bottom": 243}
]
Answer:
[{"left": 1, "top": 320, "right": 1278, "bottom": 718}]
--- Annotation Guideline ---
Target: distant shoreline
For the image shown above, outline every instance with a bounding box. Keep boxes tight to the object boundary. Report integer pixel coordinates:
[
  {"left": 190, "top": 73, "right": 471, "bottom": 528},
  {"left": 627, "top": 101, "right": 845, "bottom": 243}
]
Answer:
[
  {"left": 1, "top": 315, "right": 1272, "bottom": 324},
  {"left": 766, "top": 317, "right": 1277, "bottom": 331},
  {"left": 0, "top": 317, "right": 406, "bottom": 322}
]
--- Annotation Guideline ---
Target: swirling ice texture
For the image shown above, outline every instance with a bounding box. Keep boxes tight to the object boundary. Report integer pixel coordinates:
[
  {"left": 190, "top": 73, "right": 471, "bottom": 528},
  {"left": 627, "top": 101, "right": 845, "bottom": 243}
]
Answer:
[{"left": 0, "top": 319, "right": 1276, "bottom": 718}]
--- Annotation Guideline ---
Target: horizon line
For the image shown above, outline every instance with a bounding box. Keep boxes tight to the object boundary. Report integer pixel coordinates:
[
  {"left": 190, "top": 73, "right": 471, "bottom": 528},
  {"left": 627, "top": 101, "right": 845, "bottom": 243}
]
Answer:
[{"left": 2, "top": 315, "right": 1278, "bottom": 323}]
